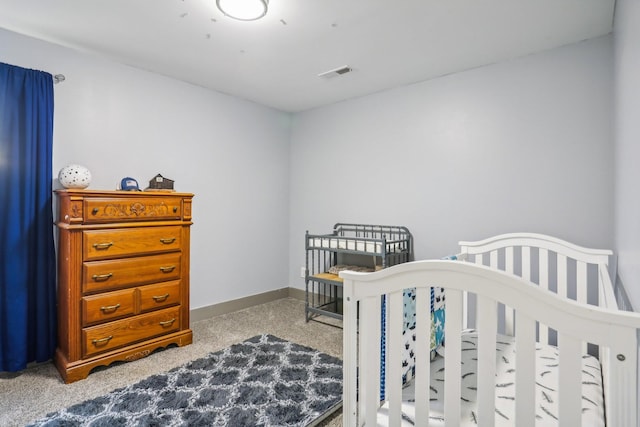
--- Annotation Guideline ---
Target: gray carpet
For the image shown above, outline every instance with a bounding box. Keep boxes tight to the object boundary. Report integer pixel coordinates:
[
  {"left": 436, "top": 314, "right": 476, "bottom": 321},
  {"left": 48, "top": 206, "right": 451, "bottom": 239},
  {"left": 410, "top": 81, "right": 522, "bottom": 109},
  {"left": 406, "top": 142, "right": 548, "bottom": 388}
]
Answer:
[
  {"left": 0, "top": 298, "right": 343, "bottom": 427},
  {"left": 27, "top": 334, "right": 342, "bottom": 426}
]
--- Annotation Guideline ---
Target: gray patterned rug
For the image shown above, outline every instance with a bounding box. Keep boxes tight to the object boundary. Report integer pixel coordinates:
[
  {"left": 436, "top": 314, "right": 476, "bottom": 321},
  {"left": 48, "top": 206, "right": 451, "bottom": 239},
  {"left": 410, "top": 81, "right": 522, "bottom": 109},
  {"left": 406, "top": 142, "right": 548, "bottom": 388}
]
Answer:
[{"left": 28, "top": 334, "right": 343, "bottom": 426}]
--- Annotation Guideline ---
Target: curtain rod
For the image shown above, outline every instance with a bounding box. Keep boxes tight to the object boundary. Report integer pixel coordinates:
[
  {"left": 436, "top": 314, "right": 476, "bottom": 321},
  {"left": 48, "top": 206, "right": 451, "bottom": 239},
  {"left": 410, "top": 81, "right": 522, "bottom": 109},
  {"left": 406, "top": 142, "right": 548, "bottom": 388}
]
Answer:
[{"left": 53, "top": 74, "right": 65, "bottom": 84}]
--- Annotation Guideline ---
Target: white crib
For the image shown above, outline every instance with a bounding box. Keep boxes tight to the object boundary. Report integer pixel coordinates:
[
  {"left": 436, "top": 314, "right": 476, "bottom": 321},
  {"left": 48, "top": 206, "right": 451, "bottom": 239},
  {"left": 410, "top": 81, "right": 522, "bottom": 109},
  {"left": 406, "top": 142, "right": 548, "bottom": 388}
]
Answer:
[{"left": 342, "top": 233, "right": 640, "bottom": 426}]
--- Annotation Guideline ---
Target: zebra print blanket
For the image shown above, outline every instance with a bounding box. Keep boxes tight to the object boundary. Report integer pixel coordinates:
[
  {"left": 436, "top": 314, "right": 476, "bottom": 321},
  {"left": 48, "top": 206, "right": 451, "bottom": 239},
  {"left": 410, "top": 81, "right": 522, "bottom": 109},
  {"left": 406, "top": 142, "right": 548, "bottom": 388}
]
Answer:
[{"left": 378, "top": 331, "right": 605, "bottom": 426}]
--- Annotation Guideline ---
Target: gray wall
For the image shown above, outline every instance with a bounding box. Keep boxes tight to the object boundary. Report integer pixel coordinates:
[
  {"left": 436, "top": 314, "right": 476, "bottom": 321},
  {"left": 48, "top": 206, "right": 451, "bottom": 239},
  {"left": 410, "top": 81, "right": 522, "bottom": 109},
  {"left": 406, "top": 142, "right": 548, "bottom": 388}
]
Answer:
[
  {"left": 0, "top": 28, "right": 292, "bottom": 310},
  {"left": 0, "top": 27, "right": 618, "bottom": 310},
  {"left": 614, "top": 0, "right": 640, "bottom": 311},
  {"left": 288, "top": 36, "right": 614, "bottom": 290}
]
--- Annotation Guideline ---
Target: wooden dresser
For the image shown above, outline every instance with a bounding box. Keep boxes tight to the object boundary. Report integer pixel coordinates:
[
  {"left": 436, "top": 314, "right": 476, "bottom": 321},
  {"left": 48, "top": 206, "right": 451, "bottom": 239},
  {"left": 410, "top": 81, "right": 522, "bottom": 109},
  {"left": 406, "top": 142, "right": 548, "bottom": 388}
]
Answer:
[{"left": 54, "top": 189, "right": 193, "bottom": 383}]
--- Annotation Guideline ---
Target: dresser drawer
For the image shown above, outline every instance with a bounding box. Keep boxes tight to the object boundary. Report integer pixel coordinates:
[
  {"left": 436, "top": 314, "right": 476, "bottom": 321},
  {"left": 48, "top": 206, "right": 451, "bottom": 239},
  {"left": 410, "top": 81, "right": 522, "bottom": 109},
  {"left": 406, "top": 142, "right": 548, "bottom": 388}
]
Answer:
[
  {"left": 84, "top": 197, "right": 182, "bottom": 223},
  {"left": 83, "top": 307, "right": 180, "bottom": 358},
  {"left": 139, "top": 280, "right": 181, "bottom": 313},
  {"left": 83, "top": 253, "right": 181, "bottom": 294},
  {"left": 82, "top": 288, "right": 136, "bottom": 326},
  {"left": 83, "top": 226, "right": 182, "bottom": 261}
]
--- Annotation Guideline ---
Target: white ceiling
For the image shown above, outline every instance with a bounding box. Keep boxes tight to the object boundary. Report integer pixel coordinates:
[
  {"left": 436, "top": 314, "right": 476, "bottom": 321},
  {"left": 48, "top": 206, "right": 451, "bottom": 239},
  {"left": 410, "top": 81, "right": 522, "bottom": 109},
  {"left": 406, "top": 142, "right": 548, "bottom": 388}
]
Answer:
[{"left": 0, "top": 0, "right": 615, "bottom": 112}]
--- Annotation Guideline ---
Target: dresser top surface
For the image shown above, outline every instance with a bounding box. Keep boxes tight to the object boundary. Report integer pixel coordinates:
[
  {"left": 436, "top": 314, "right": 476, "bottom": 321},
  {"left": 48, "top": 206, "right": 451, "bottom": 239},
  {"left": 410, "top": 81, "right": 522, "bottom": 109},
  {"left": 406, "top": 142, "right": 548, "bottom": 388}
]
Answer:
[{"left": 55, "top": 189, "right": 194, "bottom": 198}]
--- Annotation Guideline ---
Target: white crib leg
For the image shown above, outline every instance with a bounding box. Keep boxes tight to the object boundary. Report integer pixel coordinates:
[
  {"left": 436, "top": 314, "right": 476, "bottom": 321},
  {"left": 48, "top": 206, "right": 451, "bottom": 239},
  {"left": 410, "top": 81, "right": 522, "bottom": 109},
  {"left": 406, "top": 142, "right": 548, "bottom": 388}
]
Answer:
[
  {"left": 603, "top": 334, "right": 638, "bottom": 427},
  {"left": 342, "top": 281, "right": 358, "bottom": 426}
]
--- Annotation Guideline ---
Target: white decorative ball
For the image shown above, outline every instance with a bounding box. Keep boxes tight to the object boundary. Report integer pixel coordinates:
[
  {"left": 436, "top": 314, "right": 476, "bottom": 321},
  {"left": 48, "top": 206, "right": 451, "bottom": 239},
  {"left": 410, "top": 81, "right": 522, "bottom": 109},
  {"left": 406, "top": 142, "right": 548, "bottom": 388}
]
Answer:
[{"left": 58, "top": 164, "right": 92, "bottom": 189}]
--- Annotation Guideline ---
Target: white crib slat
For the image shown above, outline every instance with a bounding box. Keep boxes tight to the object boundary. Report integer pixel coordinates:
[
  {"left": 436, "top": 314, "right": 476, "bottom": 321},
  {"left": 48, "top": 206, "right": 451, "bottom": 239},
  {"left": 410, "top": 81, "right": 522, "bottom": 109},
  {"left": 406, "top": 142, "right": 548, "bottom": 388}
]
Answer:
[
  {"left": 489, "top": 250, "right": 504, "bottom": 335},
  {"left": 474, "top": 253, "right": 483, "bottom": 266},
  {"left": 557, "top": 253, "right": 568, "bottom": 298},
  {"left": 507, "top": 246, "right": 531, "bottom": 337},
  {"left": 360, "top": 296, "right": 381, "bottom": 427},
  {"left": 538, "top": 248, "right": 549, "bottom": 345},
  {"left": 462, "top": 296, "right": 469, "bottom": 330},
  {"left": 576, "top": 260, "right": 587, "bottom": 305},
  {"left": 538, "top": 248, "right": 549, "bottom": 291},
  {"left": 504, "top": 310, "right": 515, "bottom": 336},
  {"left": 414, "top": 287, "right": 430, "bottom": 426},
  {"left": 558, "top": 332, "right": 582, "bottom": 427},
  {"left": 521, "top": 246, "right": 531, "bottom": 281},
  {"left": 444, "top": 289, "right": 463, "bottom": 427},
  {"left": 576, "top": 261, "right": 589, "bottom": 353},
  {"left": 387, "top": 291, "right": 404, "bottom": 427},
  {"left": 465, "top": 254, "right": 483, "bottom": 330},
  {"left": 515, "top": 312, "right": 536, "bottom": 427},
  {"left": 516, "top": 246, "right": 531, "bottom": 345},
  {"left": 476, "top": 295, "right": 497, "bottom": 427},
  {"left": 505, "top": 246, "right": 514, "bottom": 274},
  {"left": 487, "top": 249, "right": 511, "bottom": 337},
  {"left": 489, "top": 250, "right": 498, "bottom": 268}
]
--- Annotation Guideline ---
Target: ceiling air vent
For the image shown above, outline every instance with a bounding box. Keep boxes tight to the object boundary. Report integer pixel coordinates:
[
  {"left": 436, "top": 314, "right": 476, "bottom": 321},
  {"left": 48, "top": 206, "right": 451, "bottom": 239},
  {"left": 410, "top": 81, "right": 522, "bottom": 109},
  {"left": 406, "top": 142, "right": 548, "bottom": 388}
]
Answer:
[{"left": 317, "top": 66, "right": 353, "bottom": 78}]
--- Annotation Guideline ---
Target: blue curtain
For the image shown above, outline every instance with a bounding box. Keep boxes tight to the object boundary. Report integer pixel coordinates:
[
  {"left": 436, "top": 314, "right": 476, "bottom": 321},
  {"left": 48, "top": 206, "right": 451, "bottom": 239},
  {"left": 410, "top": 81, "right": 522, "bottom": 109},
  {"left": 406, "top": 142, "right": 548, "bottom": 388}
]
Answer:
[{"left": 0, "top": 62, "right": 57, "bottom": 372}]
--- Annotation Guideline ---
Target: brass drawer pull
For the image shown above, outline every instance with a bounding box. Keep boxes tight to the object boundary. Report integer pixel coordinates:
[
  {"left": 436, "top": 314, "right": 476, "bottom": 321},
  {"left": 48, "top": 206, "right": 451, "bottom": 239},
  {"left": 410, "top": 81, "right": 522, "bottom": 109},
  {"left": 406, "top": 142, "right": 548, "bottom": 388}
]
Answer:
[
  {"left": 173, "top": 207, "right": 178, "bottom": 213},
  {"left": 92, "top": 208, "right": 99, "bottom": 215},
  {"left": 159, "top": 318, "right": 176, "bottom": 327},
  {"left": 160, "top": 238, "right": 176, "bottom": 244},
  {"left": 92, "top": 273, "right": 113, "bottom": 282},
  {"left": 152, "top": 294, "right": 170, "bottom": 302},
  {"left": 93, "top": 242, "right": 113, "bottom": 250},
  {"left": 100, "top": 303, "right": 121, "bottom": 313},
  {"left": 92, "top": 335, "right": 113, "bottom": 345},
  {"left": 160, "top": 266, "right": 176, "bottom": 273}
]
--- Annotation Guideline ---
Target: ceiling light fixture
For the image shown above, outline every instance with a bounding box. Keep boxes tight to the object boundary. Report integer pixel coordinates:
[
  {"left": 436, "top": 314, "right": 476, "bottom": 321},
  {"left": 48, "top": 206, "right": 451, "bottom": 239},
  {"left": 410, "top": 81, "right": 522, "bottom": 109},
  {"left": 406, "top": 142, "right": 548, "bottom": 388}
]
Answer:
[{"left": 216, "top": 0, "right": 268, "bottom": 21}]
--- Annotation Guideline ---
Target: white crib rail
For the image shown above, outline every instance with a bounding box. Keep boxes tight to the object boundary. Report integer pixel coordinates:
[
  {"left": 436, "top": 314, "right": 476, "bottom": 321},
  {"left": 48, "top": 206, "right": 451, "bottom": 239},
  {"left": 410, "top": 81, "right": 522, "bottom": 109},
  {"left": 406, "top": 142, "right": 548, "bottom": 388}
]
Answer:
[
  {"left": 458, "top": 233, "right": 615, "bottom": 343},
  {"left": 341, "top": 260, "right": 640, "bottom": 427},
  {"left": 458, "top": 233, "right": 612, "bottom": 264}
]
